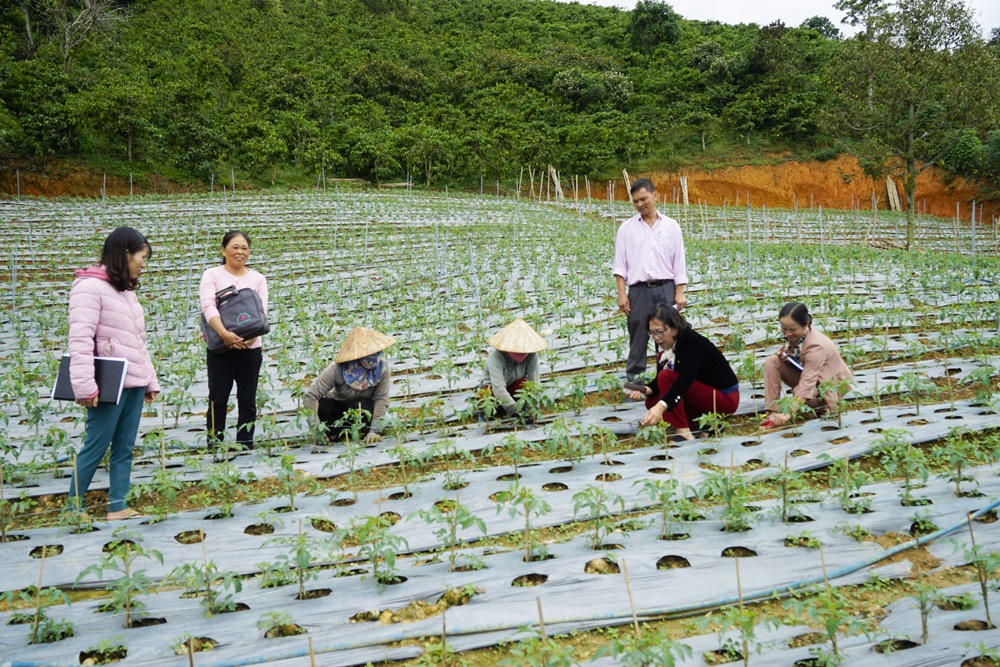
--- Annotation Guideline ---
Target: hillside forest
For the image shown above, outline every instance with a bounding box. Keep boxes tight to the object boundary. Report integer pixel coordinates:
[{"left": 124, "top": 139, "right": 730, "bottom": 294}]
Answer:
[{"left": 2, "top": 0, "right": 1000, "bottom": 205}]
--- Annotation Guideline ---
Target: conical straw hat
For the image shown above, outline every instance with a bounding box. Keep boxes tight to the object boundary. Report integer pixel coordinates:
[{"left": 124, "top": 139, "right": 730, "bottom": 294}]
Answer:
[
  {"left": 335, "top": 327, "right": 396, "bottom": 363},
  {"left": 488, "top": 318, "right": 548, "bottom": 354}
]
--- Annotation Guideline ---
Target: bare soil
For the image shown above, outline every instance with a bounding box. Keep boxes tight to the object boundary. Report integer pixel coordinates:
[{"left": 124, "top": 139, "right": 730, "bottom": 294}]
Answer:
[
  {"left": 603, "top": 156, "right": 997, "bottom": 221},
  {"left": 2, "top": 157, "right": 995, "bottom": 223}
]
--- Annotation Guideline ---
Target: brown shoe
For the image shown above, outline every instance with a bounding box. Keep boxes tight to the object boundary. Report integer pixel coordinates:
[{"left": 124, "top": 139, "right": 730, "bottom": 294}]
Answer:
[{"left": 107, "top": 508, "right": 143, "bottom": 521}]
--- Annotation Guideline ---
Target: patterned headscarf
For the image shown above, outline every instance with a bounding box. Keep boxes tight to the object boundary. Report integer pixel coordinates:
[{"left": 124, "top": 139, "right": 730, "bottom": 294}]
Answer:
[{"left": 342, "top": 353, "right": 386, "bottom": 390}]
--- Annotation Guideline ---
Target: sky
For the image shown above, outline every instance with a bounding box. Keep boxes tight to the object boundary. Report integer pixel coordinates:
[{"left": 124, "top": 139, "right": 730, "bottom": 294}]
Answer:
[{"left": 572, "top": 0, "right": 999, "bottom": 38}]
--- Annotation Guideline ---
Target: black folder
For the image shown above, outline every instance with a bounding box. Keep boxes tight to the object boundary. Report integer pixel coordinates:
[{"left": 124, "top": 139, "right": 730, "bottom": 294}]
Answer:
[{"left": 51, "top": 354, "right": 129, "bottom": 405}]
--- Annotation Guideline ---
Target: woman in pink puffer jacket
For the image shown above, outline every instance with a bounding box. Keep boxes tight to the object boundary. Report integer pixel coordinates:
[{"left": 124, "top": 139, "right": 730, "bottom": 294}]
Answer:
[{"left": 67, "top": 227, "right": 160, "bottom": 521}]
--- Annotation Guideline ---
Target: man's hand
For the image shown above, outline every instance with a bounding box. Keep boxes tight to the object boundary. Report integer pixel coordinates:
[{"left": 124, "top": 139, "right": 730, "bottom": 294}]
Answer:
[
  {"left": 363, "top": 431, "right": 382, "bottom": 444},
  {"left": 674, "top": 291, "right": 688, "bottom": 311},
  {"left": 617, "top": 293, "right": 630, "bottom": 314}
]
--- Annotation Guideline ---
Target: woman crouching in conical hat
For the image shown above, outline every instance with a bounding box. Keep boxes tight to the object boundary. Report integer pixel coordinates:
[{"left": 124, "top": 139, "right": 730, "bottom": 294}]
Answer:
[
  {"left": 479, "top": 318, "right": 548, "bottom": 419},
  {"left": 303, "top": 327, "right": 395, "bottom": 444}
]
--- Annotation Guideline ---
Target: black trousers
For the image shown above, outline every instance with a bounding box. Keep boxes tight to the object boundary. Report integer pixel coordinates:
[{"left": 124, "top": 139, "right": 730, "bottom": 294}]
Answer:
[
  {"left": 206, "top": 347, "right": 262, "bottom": 447},
  {"left": 318, "top": 397, "right": 374, "bottom": 441},
  {"left": 626, "top": 281, "right": 675, "bottom": 381}
]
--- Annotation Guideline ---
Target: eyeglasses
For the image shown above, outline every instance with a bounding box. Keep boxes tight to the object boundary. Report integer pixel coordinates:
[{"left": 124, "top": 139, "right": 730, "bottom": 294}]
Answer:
[{"left": 648, "top": 328, "right": 668, "bottom": 337}]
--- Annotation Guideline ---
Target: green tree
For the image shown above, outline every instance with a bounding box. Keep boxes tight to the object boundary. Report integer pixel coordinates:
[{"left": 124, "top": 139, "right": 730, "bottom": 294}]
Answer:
[
  {"left": 827, "top": 0, "right": 998, "bottom": 248},
  {"left": 68, "top": 66, "right": 155, "bottom": 162},
  {"left": 630, "top": 0, "right": 682, "bottom": 54},
  {"left": 21, "top": 0, "right": 126, "bottom": 73},
  {"left": 978, "top": 129, "right": 1000, "bottom": 196},
  {"left": 343, "top": 104, "right": 402, "bottom": 185},
  {"left": 1, "top": 58, "right": 75, "bottom": 154},
  {"left": 800, "top": 16, "right": 841, "bottom": 39}
]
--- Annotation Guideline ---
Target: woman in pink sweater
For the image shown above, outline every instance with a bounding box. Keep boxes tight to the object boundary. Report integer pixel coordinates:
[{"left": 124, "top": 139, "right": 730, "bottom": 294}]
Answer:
[
  {"left": 762, "top": 302, "right": 853, "bottom": 429},
  {"left": 200, "top": 230, "right": 269, "bottom": 450},
  {"left": 67, "top": 227, "right": 160, "bottom": 521}
]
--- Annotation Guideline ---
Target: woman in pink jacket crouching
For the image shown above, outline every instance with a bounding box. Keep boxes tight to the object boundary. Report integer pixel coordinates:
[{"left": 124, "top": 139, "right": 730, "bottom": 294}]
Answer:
[{"left": 67, "top": 227, "right": 160, "bottom": 521}]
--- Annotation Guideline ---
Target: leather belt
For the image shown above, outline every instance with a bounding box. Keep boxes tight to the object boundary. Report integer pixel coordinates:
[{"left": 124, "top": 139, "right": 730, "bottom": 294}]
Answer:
[{"left": 633, "top": 279, "right": 673, "bottom": 288}]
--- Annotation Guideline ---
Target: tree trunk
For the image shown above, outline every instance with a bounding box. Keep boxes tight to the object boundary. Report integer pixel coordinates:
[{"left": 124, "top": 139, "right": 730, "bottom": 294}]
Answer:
[
  {"left": 62, "top": 37, "right": 72, "bottom": 74},
  {"left": 21, "top": 2, "right": 36, "bottom": 56}
]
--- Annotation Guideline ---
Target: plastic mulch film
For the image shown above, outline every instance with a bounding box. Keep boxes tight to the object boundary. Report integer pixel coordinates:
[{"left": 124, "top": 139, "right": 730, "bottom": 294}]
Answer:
[
  {"left": 2, "top": 456, "right": 998, "bottom": 666},
  {"left": 583, "top": 580, "right": 1000, "bottom": 666}
]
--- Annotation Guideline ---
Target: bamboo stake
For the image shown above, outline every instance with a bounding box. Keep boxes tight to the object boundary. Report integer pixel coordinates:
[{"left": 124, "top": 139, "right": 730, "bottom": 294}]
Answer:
[
  {"left": 441, "top": 612, "right": 448, "bottom": 667},
  {"left": 536, "top": 597, "right": 547, "bottom": 639},
  {"left": 746, "top": 205, "right": 752, "bottom": 289},
  {"left": 971, "top": 201, "right": 978, "bottom": 262},
  {"left": 818, "top": 545, "right": 839, "bottom": 656},
  {"left": 620, "top": 558, "right": 642, "bottom": 639},
  {"left": 187, "top": 637, "right": 195, "bottom": 667},
  {"left": 735, "top": 558, "right": 748, "bottom": 662},
  {"left": 160, "top": 408, "right": 167, "bottom": 473},
  {"left": 71, "top": 451, "right": 80, "bottom": 510},
  {"left": 124, "top": 541, "right": 133, "bottom": 628},
  {"left": 875, "top": 373, "right": 882, "bottom": 420},
  {"left": 308, "top": 637, "right": 316, "bottom": 667},
  {"left": 200, "top": 533, "right": 210, "bottom": 601},
  {"left": 32, "top": 548, "right": 46, "bottom": 641},
  {"left": 966, "top": 512, "right": 993, "bottom": 628}
]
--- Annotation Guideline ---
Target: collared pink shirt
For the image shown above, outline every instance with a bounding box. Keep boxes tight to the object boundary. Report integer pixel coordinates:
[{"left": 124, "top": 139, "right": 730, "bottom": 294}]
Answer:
[
  {"left": 199, "top": 264, "right": 269, "bottom": 350},
  {"left": 612, "top": 212, "right": 688, "bottom": 286}
]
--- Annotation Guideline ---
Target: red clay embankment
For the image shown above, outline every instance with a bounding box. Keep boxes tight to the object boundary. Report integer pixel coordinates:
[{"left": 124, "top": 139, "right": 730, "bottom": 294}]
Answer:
[
  {"left": 596, "top": 156, "right": 997, "bottom": 222},
  {"left": 1, "top": 156, "right": 997, "bottom": 221}
]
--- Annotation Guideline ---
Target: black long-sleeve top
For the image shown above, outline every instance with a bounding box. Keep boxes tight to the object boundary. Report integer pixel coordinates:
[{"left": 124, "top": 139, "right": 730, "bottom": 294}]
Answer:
[{"left": 645, "top": 327, "right": 739, "bottom": 411}]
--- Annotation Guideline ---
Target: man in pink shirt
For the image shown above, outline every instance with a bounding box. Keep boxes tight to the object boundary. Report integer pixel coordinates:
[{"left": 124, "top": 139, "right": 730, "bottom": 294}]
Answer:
[{"left": 613, "top": 178, "right": 688, "bottom": 381}]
